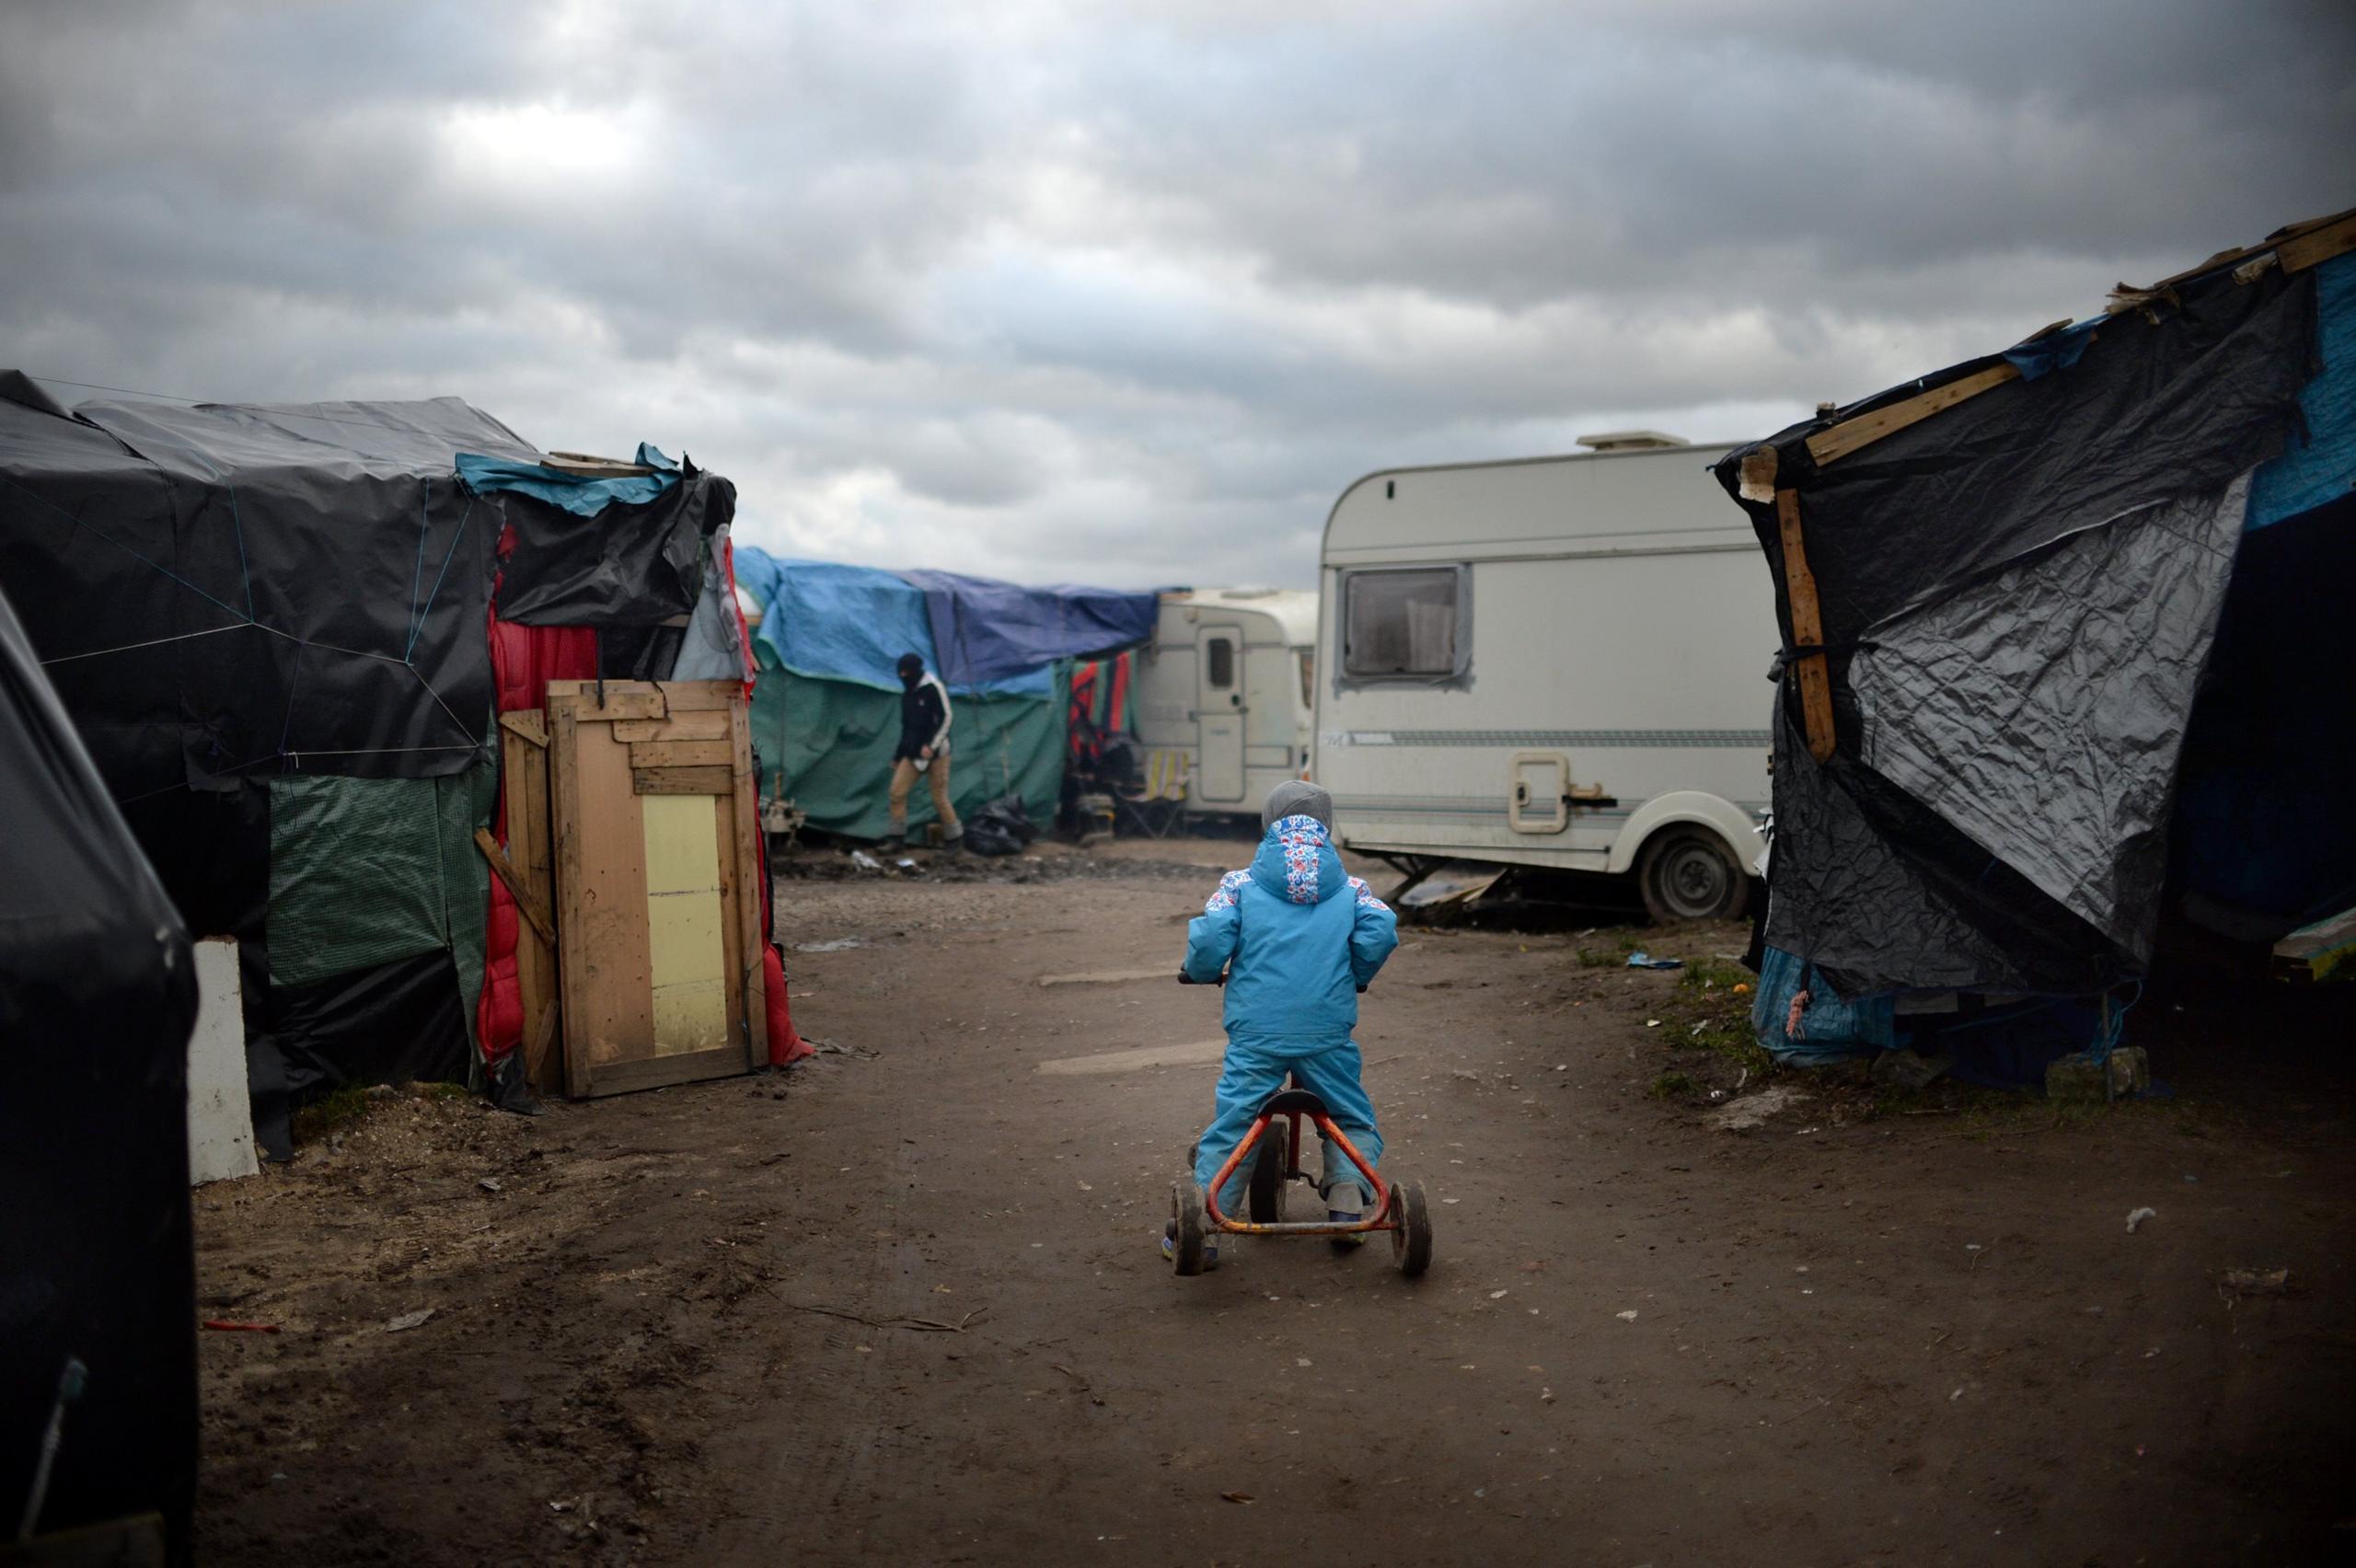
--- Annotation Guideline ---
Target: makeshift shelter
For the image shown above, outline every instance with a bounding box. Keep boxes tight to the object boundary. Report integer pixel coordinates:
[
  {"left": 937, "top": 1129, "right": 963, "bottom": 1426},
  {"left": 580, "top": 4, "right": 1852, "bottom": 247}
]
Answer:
[
  {"left": 0, "top": 375, "right": 794, "bottom": 1150},
  {"left": 733, "top": 548, "right": 1159, "bottom": 840},
  {"left": 0, "top": 575, "right": 201, "bottom": 1561},
  {"left": 1713, "top": 210, "right": 2356, "bottom": 1078}
]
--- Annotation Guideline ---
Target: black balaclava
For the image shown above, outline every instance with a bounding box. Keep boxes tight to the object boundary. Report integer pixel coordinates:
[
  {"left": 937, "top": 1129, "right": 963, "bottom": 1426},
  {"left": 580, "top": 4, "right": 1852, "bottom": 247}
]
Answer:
[{"left": 896, "top": 652, "right": 924, "bottom": 689}]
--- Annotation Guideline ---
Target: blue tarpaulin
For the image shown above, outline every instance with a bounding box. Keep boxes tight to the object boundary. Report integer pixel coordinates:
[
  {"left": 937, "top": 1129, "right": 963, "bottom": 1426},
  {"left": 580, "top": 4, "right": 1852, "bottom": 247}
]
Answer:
[
  {"left": 2249, "top": 251, "right": 2356, "bottom": 530},
  {"left": 733, "top": 548, "right": 1161, "bottom": 698},
  {"left": 456, "top": 443, "right": 680, "bottom": 515},
  {"left": 2002, "top": 316, "right": 2104, "bottom": 381},
  {"left": 897, "top": 568, "right": 1161, "bottom": 689},
  {"left": 737, "top": 554, "right": 1051, "bottom": 697}
]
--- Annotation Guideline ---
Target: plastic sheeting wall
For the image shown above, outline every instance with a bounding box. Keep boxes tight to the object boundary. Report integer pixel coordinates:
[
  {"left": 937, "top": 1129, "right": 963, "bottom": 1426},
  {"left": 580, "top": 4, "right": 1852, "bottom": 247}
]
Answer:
[
  {"left": 1716, "top": 246, "right": 2327, "bottom": 997},
  {"left": 0, "top": 576, "right": 202, "bottom": 1561}
]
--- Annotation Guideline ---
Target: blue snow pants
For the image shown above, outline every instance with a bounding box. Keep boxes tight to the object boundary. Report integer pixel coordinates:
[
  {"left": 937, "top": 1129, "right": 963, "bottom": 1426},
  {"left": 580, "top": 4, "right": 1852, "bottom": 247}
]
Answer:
[{"left": 1193, "top": 1034, "right": 1383, "bottom": 1216}]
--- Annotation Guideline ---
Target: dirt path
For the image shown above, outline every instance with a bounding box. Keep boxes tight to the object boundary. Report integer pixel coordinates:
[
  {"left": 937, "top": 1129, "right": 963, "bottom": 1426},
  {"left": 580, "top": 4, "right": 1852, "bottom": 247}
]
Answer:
[{"left": 194, "top": 847, "right": 2356, "bottom": 1565}]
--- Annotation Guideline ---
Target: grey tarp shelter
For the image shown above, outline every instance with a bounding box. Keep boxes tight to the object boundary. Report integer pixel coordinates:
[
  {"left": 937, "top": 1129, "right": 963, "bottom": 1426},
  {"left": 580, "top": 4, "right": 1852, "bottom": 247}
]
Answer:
[{"left": 1712, "top": 210, "right": 2356, "bottom": 1069}]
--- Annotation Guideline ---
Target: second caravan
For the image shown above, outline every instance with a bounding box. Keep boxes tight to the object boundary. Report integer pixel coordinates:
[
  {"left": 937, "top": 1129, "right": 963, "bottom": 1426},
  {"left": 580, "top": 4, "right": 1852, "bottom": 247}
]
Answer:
[
  {"left": 1312, "top": 433, "right": 1773, "bottom": 920},
  {"left": 1128, "top": 588, "right": 1319, "bottom": 818}
]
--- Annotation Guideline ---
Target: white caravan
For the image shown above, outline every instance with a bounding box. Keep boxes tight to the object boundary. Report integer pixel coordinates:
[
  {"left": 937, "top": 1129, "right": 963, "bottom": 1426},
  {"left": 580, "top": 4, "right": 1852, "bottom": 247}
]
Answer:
[
  {"left": 1313, "top": 433, "right": 1773, "bottom": 920},
  {"left": 1129, "top": 588, "right": 1319, "bottom": 816}
]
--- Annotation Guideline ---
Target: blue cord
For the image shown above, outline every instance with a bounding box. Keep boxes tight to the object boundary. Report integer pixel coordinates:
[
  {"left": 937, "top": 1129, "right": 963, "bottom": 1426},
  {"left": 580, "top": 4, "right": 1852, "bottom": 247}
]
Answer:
[{"left": 404, "top": 495, "right": 474, "bottom": 663}]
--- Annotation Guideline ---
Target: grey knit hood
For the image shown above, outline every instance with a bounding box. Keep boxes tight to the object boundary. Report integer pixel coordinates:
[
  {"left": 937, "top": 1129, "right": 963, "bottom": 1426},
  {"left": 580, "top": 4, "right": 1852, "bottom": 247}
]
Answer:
[{"left": 1260, "top": 779, "right": 1334, "bottom": 833}]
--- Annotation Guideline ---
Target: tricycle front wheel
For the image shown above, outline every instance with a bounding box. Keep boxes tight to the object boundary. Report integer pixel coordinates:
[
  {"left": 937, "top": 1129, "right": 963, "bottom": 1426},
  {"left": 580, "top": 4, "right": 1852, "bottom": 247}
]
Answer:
[
  {"left": 1390, "top": 1180, "right": 1433, "bottom": 1278},
  {"left": 1169, "top": 1178, "right": 1208, "bottom": 1276}
]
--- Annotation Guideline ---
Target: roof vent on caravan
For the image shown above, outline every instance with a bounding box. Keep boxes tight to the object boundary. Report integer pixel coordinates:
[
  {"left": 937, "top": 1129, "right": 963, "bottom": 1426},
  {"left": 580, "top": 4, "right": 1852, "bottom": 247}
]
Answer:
[{"left": 1574, "top": 430, "right": 1690, "bottom": 452}]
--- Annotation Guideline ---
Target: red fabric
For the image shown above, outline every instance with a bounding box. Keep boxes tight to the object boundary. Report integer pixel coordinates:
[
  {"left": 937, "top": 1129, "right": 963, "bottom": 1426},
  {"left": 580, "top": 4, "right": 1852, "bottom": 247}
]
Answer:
[
  {"left": 1067, "top": 662, "right": 1099, "bottom": 768},
  {"left": 722, "top": 536, "right": 803, "bottom": 1062},
  {"left": 475, "top": 532, "right": 601, "bottom": 1068},
  {"left": 477, "top": 526, "right": 802, "bottom": 1072},
  {"left": 1107, "top": 651, "right": 1131, "bottom": 731},
  {"left": 765, "top": 945, "right": 811, "bottom": 1066}
]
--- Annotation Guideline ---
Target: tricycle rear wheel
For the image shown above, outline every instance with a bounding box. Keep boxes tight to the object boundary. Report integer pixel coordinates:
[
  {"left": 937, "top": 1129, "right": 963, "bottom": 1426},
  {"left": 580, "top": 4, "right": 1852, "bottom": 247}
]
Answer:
[{"left": 1247, "top": 1117, "right": 1288, "bottom": 1224}]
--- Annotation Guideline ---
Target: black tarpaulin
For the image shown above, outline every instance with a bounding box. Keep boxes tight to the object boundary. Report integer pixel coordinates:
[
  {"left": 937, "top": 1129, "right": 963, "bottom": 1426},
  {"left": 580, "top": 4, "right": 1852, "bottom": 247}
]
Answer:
[
  {"left": 490, "top": 464, "right": 729, "bottom": 627},
  {"left": 0, "top": 391, "right": 537, "bottom": 790},
  {"left": 0, "top": 576, "right": 201, "bottom": 1560},
  {"left": 1717, "top": 238, "right": 2333, "bottom": 997}
]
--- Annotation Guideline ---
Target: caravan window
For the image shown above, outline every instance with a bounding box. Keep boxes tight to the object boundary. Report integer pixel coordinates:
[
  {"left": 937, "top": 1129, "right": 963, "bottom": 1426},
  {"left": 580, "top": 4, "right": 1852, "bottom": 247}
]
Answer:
[
  {"left": 1298, "top": 649, "right": 1315, "bottom": 709},
  {"left": 1342, "top": 568, "right": 1462, "bottom": 679},
  {"left": 1205, "top": 638, "right": 1235, "bottom": 688}
]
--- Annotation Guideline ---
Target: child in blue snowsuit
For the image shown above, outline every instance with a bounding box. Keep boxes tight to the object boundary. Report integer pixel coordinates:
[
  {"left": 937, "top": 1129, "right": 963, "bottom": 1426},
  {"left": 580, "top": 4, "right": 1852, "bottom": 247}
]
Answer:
[{"left": 1175, "top": 781, "right": 1399, "bottom": 1256}]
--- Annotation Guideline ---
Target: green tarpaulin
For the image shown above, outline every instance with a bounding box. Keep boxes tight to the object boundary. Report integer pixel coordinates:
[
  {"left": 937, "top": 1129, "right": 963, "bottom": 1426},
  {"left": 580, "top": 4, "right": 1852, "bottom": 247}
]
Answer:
[
  {"left": 267, "top": 755, "right": 496, "bottom": 1045},
  {"left": 749, "top": 649, "right": 1068, "bottom": 839}
]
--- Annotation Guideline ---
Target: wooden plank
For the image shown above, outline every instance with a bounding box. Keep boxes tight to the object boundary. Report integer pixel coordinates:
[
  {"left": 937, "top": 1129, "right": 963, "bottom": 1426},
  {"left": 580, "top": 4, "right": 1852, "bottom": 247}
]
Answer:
[
  {"left": 611, "top": 711, "right": 731, "bottom": 743},
  {"left": 633, "top": 765, "right": 734, "bottom": 796},
  {"left": 557, "top": 701, "right": 658, "bottom": 1090},
  {"left": 2121, "top": 206, "right": 2356, "bottom": 296},
  {"left": 1775, "top": 488, "right": 1837, "bottom": 764},
  {"left": 1805, "top": 363, "right": 2020, "bottom": 467},
  {"left": 629, "top": 738, "right": 733, "bottom": 769},
  {"left": 715, "top": 785, "right": 749, "bottom": 1072},
  {"left": 523, "top": 1003, "right": 560, "bottom": 1098},
  {"left": 512, "top": 732, "right": 559, "bottom": 1093},
  {"left": 2280, "top": 212, "right": 2356, "bottom": 275},
  {"left": 474, "top": 827, "right": 555, "bottom": 950},
  {"left": 543, "top": 680, "right": 668, "bottom": 721},
  {"left": 2272, "top": 904, "right": 2356, "bottom": 985},
  {"left": 577, "top": 1044, "right": 745, "bottom": 1097},
  {"left": 549, "top": 697, "right": 595, "bottom": 1101},
  {"left": 545, "top": 448, "right": 654, "bottom": 478},
  {"left": 656, "top": 680, "right": 744, "bottom": 712},
  {"left": 497, "top": 709, "right": 548, "bottom": 747},
  {"left": 729, "top": 695, "right": 769, "bottom": 1071},
  {"left": 500, "top": 720, "right": 555, "bottom": 1090}
]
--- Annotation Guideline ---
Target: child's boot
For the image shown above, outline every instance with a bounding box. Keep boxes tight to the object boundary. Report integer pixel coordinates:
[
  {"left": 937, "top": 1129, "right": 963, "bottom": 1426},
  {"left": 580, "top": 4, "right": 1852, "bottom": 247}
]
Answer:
[
  {"left": 1323, "top": 1178, "right": 1369, "bottom": 1249},
  {"left": 1160, "top": 1218, "right": 1218, "bottom": 1270}
]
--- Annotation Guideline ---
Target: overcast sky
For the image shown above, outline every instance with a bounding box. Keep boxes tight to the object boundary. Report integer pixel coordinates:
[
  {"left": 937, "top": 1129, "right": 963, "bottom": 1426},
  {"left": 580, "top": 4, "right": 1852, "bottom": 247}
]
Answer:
[{"left": 3, "top": 1, "right": 2350, "bottom": 589}]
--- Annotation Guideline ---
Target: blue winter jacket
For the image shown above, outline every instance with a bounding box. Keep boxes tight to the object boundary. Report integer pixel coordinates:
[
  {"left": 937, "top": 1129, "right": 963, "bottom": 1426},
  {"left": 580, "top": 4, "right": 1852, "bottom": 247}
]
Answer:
[{"left": 1183, "top": 815, "right": 1400, "bottom": 1048}]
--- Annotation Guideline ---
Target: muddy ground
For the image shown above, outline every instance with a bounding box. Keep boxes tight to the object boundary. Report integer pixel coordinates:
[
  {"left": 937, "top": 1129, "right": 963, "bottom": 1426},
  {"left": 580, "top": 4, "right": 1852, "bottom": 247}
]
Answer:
[{"left": 193, "top": 836, "right": 2356, "bottom": 1565}]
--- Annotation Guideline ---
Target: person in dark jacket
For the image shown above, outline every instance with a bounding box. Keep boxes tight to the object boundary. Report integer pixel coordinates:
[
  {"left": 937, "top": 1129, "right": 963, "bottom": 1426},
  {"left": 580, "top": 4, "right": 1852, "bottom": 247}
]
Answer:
[{"left": 885, "top": 651, "right": 961, "bottom": 851}]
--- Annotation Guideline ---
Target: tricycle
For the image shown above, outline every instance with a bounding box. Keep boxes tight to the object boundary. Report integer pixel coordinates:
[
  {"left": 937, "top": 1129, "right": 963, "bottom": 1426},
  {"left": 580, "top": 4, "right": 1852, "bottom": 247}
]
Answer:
[{"left": 1166, "top": 970, "right": 1433, "bottom": 1278}]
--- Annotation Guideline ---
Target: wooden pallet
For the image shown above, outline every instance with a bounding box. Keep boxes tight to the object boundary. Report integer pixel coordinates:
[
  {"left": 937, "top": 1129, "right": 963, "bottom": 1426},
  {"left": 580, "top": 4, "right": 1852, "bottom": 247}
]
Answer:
[{"left": 529, "top": 680, "right": 769, "bottom": 1096}]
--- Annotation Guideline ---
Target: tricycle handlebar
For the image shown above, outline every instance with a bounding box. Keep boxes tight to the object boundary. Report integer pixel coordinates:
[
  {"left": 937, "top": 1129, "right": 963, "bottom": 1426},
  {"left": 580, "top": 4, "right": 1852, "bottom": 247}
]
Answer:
[{"left": 1177, "top": 970, "right": 1369, "bottom": 994}]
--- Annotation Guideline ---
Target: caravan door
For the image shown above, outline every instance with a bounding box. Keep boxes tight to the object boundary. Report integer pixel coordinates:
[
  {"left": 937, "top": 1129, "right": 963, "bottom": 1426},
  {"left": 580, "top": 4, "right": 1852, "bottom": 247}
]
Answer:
[{"left": 1195, "top": 623, "right": 1246, "bottom": 803}]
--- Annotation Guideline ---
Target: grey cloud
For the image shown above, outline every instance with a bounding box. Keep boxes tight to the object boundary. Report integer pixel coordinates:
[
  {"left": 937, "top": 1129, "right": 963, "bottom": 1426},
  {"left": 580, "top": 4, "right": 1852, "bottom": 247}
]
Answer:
[{"left": 1, "top": 0, "right": 2349, "bottom": 594}]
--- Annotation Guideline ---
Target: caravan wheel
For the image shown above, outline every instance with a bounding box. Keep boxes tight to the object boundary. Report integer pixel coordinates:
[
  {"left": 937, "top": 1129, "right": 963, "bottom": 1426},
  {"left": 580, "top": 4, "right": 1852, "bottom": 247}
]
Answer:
[{"left": 1637, "top": 829, "right": 1745, "bottom": 922}]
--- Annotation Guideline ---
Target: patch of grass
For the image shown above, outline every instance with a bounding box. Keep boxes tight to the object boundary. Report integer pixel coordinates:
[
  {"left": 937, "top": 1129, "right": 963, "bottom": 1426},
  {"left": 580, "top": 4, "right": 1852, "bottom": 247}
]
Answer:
[
  {"left": 416, "top": 1080, "right": 468, "bottom": 1101},
  {"left": 1576, "top": 946, "right": 1620, "bottom": 968},
  {"left": 1655, "top": 959, "right": 1776, "bottom": 1078},
  {"left": 1649, "top": 1070, "right": 1699, "bottom": 1100},
  {"left": 1686, "top": 1016, "right": 1775, "bottom": 1077},
  {"left": 1677, "top": 956, "right": 1751, "bottom": 994},
  {"left": 290, "top": 1084, "right": 372, "bottom": 1146}
]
